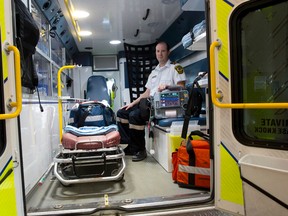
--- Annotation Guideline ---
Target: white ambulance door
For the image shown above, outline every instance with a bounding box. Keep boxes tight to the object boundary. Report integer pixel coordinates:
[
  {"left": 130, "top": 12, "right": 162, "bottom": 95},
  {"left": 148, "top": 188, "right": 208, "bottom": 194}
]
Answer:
[
  {"left": 0, "top": 0, "right": 25, "bottom": 215},
  {"left": 209, "top": 0, "right": 288, "bottom": 215}
]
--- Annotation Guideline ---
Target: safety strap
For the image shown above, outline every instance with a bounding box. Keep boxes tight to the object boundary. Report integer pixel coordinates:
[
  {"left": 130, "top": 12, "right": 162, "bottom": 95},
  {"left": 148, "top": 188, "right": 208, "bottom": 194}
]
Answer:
[
  {"left": 181, "top": 87, "right": 195, "bottom": 139},
  {"left": 77, "top": 105, "right": 91, "bottom": 128},
  {"left": 77, "top": 102, "right": 111, "bottom": 128},
  {"left": 186, "top": 130, "right": 209, "bottom": 155}
]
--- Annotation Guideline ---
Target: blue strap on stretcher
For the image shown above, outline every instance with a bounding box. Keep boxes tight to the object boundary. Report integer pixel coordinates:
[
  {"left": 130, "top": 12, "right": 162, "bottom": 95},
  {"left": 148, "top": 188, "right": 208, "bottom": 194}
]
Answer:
[{"left": 64, "top": 124, "right": 118, "bottom": 136}]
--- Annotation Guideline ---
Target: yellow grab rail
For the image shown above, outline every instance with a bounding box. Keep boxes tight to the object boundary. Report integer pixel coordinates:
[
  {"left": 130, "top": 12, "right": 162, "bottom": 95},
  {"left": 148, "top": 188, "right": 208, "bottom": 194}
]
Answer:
[
  {"left": 210, "top": 40, "right": 288, "bottom": 109},
  {"left": 58, "top": 65, "right": 76, "bottom": 142},
  {"left": 0, "top": 45, "right": 22, "bottom": 120},
  {"left": 64, "top": 0, "right": 81, "bottom": 42}
]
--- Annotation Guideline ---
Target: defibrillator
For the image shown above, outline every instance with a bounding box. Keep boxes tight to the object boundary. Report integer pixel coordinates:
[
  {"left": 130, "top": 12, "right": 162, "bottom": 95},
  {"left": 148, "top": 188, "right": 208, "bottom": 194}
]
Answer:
[{"left": 152, "top": 90, "right": 189, "bottom": 119}]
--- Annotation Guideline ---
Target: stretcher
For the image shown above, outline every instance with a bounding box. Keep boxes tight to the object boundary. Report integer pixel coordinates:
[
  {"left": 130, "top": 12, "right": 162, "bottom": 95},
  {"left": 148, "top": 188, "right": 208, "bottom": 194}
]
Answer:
[
  {"left": 54, "top": 75, "right": 125, "bottom": 186},
  {"left": 54, "top": 127, "right": 125, "bottom": 186}
]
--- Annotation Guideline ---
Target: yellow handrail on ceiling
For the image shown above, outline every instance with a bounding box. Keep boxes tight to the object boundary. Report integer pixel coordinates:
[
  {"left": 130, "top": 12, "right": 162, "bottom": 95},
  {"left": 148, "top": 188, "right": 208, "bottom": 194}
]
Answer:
[{"left": 64, "top": 0, "right": 81, "bottom": 42}]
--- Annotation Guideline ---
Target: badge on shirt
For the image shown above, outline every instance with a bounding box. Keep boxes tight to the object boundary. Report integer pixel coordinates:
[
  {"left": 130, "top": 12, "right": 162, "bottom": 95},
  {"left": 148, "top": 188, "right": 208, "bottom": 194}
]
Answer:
[
  {"left": 151, "top": 75, "right": 157, "bottom": 83},
  {"left": 175, "top": 65, "right": 184, "bottom": 74}
]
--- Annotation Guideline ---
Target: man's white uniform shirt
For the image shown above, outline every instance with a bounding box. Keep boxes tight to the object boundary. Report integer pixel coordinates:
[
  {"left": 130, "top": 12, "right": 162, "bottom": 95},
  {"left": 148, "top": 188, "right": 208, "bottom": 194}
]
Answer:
[{"left": 145, "top": 60, "right": 186, "bottom": 96}]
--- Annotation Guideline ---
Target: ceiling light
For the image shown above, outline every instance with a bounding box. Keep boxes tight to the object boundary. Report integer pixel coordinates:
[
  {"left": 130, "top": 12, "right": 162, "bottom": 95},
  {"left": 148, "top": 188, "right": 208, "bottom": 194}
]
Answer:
[
  {"left": 73, "top": 10, "right": 89, "bottom": 19},
  {"left": 109, "top": 40, "right": 121, "bottom": 45},
  {"left": 78, "top": 31, "right": 92, "bottom": 36}
]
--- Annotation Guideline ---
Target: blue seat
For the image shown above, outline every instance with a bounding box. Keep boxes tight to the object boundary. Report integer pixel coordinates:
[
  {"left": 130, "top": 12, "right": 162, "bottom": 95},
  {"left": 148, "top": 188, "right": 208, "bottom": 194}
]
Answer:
[{"left": 86, "top": 75, "right": 111, "bottom": 104}]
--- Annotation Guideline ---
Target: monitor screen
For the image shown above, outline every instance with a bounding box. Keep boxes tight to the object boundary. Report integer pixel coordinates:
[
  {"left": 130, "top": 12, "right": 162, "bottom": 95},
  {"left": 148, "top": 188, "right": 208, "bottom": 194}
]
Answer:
[{"left": 160, "top": 92, "right": 180, "bottom": 107}]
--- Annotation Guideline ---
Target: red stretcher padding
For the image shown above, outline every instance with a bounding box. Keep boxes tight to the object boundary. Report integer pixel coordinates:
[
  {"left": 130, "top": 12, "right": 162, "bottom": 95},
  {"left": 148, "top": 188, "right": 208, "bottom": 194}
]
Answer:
[{"left": 61, "top": 131, "right": 121, "bottom": 150}]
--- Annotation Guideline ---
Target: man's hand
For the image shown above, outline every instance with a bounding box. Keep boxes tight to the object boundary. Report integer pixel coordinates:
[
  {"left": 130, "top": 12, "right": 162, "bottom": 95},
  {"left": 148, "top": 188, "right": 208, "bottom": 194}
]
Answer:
[
  {"left": 121, "top": 103, "right": 134, "bottom": 110},
  {"left": 121, "top": 89, "right": 150, "bottom": 110},
  {"left": 158, "top": 84, "right": 167, "bottom": 92}
]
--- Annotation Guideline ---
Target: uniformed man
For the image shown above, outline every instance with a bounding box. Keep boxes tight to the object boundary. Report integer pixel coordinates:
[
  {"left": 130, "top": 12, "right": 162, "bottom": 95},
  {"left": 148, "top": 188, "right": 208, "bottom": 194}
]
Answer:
[{"left": 117, "top": 41, "right": 186, "bottom": 161}]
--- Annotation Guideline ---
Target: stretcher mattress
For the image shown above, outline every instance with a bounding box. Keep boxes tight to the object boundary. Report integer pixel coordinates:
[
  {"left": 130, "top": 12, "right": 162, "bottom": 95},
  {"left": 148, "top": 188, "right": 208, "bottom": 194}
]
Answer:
[{"left": 62, "top": 130, "right": 121, "bottom": 150}]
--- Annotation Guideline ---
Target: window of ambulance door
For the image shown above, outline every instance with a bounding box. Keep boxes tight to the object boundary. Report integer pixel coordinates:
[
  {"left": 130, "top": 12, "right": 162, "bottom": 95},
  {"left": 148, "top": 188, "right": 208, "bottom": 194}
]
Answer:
[{"left": 230, "top": 0, "right": 288, "bottom": 150}]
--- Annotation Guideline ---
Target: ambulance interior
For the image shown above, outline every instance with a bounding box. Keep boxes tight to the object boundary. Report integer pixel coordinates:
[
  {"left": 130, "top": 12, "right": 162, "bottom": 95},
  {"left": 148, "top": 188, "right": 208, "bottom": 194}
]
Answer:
[{"left": 23, "top": 0, "right": 217, "bottom": 215}]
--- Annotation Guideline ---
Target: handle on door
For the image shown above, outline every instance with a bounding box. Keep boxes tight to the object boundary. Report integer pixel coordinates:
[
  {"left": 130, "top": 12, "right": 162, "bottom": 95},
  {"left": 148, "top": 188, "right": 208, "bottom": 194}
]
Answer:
[
  {"left": 210, "top": 40, "right": 288, "bottom": 109},
  {"left": 0, "top": 45, "right": 22, "bottom": 120}
]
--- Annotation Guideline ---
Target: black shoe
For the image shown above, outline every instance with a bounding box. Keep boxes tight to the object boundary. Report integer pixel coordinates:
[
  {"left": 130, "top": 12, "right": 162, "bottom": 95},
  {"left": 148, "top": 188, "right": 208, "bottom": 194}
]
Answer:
[
  {"left": 132, "top": 151, "right": 147, "bottom": 162},
  {"left": 124, "top": 147, "right": 133, "bottom": 156}
]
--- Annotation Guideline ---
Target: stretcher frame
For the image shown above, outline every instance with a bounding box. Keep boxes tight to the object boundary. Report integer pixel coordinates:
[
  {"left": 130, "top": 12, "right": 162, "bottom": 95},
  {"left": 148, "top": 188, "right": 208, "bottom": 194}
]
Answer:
[
  {"left": 54, "top": 65, "right": 125, "bottom": 186},
  {"left": 54, "top": 146, "right": 126, "bottom": 185}
]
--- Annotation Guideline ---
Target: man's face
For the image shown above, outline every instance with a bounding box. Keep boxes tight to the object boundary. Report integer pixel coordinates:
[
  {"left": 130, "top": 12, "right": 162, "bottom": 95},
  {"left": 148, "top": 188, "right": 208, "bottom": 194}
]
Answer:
[{"left": 156, "top": 43, "right": 169, "bottom": 65}]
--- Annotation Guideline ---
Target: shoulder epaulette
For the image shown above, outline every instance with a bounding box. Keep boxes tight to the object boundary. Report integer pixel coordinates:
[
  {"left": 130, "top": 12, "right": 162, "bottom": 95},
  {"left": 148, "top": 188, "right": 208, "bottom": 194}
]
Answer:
[{"left": 174, "top": 64, "right": 184, "bottom": 74}]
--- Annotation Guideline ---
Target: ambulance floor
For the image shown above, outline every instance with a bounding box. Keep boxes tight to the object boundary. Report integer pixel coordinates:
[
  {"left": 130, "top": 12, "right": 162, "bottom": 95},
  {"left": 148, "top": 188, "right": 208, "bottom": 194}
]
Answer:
[{"left": 26, "top": 152, "right": 205, "bottom": 213}]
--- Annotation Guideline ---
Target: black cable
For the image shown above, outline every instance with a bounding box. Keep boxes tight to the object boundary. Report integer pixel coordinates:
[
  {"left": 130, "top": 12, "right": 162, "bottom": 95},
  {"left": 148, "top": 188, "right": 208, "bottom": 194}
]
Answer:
[{"left": 36, "top": 87, "right": 44, "bottom": 112}]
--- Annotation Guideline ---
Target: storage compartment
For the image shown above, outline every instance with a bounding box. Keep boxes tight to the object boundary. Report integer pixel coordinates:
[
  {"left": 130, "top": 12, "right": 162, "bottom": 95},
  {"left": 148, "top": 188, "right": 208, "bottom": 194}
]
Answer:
[
  {"left": 150, "top": 126, "right": 171, "bottom": 172},
  {"left": 239, "top": 154, "right": 288, "bottom": 215}
]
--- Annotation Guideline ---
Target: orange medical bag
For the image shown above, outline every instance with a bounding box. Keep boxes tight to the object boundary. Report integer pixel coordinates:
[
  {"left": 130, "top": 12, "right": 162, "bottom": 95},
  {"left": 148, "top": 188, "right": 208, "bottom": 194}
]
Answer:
[{"left": 172, "top": 131, "right": 210, "bottom": 189}]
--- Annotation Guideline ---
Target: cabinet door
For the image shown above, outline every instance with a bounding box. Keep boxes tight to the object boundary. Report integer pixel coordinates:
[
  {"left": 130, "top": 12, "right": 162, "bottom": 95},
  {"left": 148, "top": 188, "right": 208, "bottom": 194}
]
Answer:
[
  {"left": 31, "top": 2, "right": 50, "bottom": 57},
  {"left": 34, "top": 52, "right": 52, "bottom": 96},
  {"left": 51, "top": 36, "right": 64, "bottom": 66}
]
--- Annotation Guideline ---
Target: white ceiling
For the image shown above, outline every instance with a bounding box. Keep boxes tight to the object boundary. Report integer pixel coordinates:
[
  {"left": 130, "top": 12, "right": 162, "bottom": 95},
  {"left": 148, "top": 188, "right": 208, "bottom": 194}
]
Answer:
[{"left": 60, "top": 0, "right": 183, "bottom": 55}]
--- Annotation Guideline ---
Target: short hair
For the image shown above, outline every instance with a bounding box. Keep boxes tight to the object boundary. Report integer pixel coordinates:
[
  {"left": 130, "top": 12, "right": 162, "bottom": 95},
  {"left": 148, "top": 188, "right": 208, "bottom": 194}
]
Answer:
[{"left": 156, "top": 41, "right": 170, "bottom": 51}]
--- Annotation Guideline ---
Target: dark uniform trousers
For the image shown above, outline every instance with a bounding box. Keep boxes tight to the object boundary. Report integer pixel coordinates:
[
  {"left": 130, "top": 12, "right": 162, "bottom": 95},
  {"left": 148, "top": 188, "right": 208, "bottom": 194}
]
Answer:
[{"left": 117, "top": 104, "right": 150, "bottom": 154}]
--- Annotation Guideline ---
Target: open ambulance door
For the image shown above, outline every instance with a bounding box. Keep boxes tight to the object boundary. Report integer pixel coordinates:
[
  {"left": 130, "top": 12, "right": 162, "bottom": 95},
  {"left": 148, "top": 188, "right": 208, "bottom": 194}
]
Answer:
[
  {"left": 209, "top": 0, "right": 288, "bottom": 215},
  {"left": 0, "top": 0, "right": 25, "bottom": 215}
]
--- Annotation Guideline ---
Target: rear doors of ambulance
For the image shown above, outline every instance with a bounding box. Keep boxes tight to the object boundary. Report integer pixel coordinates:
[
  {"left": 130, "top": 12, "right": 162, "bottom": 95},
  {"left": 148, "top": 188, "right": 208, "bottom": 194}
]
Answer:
[{"left": 209, "top": 0, "right": 288, "bottom": 215}]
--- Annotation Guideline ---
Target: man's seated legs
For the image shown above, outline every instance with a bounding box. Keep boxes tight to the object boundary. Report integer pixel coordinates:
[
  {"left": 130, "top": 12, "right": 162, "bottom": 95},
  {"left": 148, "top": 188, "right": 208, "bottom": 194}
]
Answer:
[{"left": 117, "top": 106, "right": 148, "bottom": 161}]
